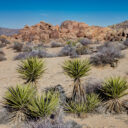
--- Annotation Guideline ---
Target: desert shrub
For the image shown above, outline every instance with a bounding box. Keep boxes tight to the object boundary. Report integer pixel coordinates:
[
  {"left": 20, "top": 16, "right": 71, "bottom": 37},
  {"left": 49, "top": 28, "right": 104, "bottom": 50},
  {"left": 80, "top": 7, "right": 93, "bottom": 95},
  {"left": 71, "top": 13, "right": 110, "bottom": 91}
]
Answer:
[
  {"left": 64, "top": 101, "right": 87, "bottom": 116},
  {"left": 66, "top": 41, "right": 77, "bottom": 47},
  {"left": 86, "top": 93, "right": 101, "bottom": 112},
  {"left": 78, "top": 38, "right": 91, "bottom": 46},
  {"left": 26, "top": 109, "right": 82, "bottom": 128},
  {"left": 100, "top": 77, "right": 128, "bottom": 113},
  {"left": 27, "top": 91, "right": 59, "bottom": 119},
  {"left": 98, "top": 42, "right": 126, "bottom": 50},
  {"left": 15, "top": 49, "right": 56, "bottom": 60},
  {"left": 13, "top": 42, "right": 24, "bottom": 52},
  {"left": 58, "top": 42, "right": 92, "bottom": 58},
  {"left": 65, "top": 93, "right": 100, "bottom": 115},
  {"left": 22, "top": 42, "right": 34, "bottom": 52},
  {"left": 58, "top": 45, "right": 78, "bottom": 58},
  {"left": 17, "top": 57, "right": 46, "bottom": 84},
  {"left": 50, "top": 42, "right": 64, "bottom": 48},
  {"left": 14, "top": 42, "right": 54, "bottom": 60},
  {"left": 3, "top": 84, "right": 35, "bottom": 122},
  {"left": 0, "top": 36, "right": 10, "bottom": 48},
  {"left": 85, "top": 79, "right": 102, "bottom": 95},
  {"left": 45, "top": 85, "right": 67, "bottom": 104},
  {"left": 27, "top": 119, "right": 69, "bottom": 128},
  {"left": 76, "top": 45, "right": 90, "bottom": 55},
  {"left": 22, "top": 42, "right": 44, "bottom": 52},
  {"left": 62, "top": 59, "right": 91, "bottom": 103},
  {"left": 124, "top": 39, "right": 128, "bottom": 47},
  {"left": 0, "top": 49, "right": 6, "bottom": 61},
  {"left": 90, "top": 44, "right": 123, "bottom": 67}
]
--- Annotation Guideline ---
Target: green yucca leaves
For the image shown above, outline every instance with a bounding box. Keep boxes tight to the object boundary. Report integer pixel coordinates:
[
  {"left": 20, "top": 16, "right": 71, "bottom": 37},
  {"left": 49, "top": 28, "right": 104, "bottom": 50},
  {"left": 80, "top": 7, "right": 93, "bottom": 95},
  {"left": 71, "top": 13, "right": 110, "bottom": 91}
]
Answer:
[
  {"left": 62, "top": 59, "right": 91, "bottom": 103},
  {"left": 4, "top": 84, "right": 36, "bottom": 110},
  {"left": 101, "top": 77, "right": 128, "bottom": 113},
  {"left": 64, "top": 101, "right": 87, "bottom": 114},
  {"left": 27, "top": 91, "right": 59, "bottom": 119},
  {"left": 101, "top": 77, "right": 128, "bottom": 99},
  {"left": 3, "top": 85, "right": 36, "bottom": 122},
  {"left": 65, "top": 93, "right": 100, "bottom": 115},
  {"left": 62, "top": 59, "right": 91, "bottom": 80},
  {"left": 17, "top": 57, "right": 46, "bottom": 84},
  {"left": 86, "top": 93, "right": 101, "bottom": 112}
]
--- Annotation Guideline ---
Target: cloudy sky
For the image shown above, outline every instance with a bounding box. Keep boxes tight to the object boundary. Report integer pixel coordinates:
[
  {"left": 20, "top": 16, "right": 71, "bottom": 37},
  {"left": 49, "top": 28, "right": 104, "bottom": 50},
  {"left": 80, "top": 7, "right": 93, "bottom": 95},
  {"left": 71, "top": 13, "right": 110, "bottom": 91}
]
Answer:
[{"left": 0, "top": 0, "right": 128, "bottom": 28}]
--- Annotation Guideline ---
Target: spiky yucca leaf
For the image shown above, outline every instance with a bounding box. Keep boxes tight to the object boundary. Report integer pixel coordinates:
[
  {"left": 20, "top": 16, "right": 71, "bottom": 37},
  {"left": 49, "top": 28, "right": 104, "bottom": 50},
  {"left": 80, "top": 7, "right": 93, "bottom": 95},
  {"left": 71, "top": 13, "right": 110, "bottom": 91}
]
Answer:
[
  {"left": 101, "top": 77, "right": 128, "bottom": 99},
  {"left": 27, "top": 91, "right": 59, "bottom": 119},
  {"left": 3, "top": 85, "right": 36, "bottom": 122},
  {"left": 62, "top": 59, "right": 91, "bottom": 80},
  {"left": 4, "top": 85, "right": 36, "bottom": 110},
  {"left": 65, "top": 94, "right": 100, "bottom": 114},
  {"left": 64, "top": 101, "right": 87, "bottom": 114},
  {"left": 62, "top": 59, "right": 91, "bottom": 103},
  {"left": 86, "top": 93, "right": 101, "bottom": 112},
  {"left": 101, "top": 77, "right": 128, "bottom": 113},
  {"left": 17, "top": 57, "right": 46, "bottom": 84}
]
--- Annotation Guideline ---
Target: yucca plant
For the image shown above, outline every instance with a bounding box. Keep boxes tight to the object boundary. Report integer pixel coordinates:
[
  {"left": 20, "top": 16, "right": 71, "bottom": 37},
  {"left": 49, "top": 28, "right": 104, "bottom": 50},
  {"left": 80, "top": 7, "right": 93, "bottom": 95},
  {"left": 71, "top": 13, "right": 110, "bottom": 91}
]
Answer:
[
  {"left": 62, "top": 59, "right": 91, "bottom": 103},
  {"left": 27, "top": 91, "right": 59, "bottom": 119},
  {"left": 65, "top": 93, "right": 100, "bottom": 116},
  {"left": 3, "top": 84, "right": 36, "bottom": 122},
  {"left": 17, "top": 57, "right": 46, "bottom": 85},
  {"left": 64, "top": 101, "right": 87, "bottom": 116},
  {"left": 86, "top": 93, "right": 101, "bottom": 112},
  {"left": 100, "top": 77, "right": 128, "bottom": 113}
]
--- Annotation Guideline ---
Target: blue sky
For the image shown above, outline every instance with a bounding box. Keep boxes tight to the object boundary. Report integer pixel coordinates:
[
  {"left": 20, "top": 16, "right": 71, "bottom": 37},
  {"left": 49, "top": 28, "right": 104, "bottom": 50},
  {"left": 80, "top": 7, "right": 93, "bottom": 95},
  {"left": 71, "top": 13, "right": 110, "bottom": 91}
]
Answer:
[{"left": 0, "top": 0, "right": 128, "bottom": 28}]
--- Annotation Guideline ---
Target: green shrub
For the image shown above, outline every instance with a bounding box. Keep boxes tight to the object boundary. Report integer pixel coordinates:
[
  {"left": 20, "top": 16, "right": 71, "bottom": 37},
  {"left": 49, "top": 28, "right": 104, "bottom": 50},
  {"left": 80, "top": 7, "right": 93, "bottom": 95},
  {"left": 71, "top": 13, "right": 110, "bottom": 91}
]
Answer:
[
  {"left": 17, "top": 57, "right": 46, "bottom": 84},
  {"left": 3, "top": 84, "right": 35, "bottom": 122},
  {"left": 65, "top": 93, "right": 100, "bottom": 115},
  {"left": 86, "top": 93, "right": 101, "bottom": 112},
  {"left": 27, "top": 91, "right": 59, "bottom": 119},
  {"left": 64, "top": 101, "right": 87, "bottom": 115},
  {"left": 62, "top": 59, "right": 91, "bottom": 103},
  {"left": 100, "top": 77, "right": 128, "bottom": 113},
  {"left": 66, "top": 41, "right": 77, "bottom": 46}
]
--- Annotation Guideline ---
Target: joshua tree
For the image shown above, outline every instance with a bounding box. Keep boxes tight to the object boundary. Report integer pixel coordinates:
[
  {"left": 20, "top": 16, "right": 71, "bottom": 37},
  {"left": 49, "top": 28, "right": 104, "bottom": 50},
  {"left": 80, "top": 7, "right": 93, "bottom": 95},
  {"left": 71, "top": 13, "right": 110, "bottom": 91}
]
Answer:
[
  {"left": 17, "top": 57, "right": 46, "bottom": 85},
  {"left": 101, "top": 77, "right": 128, "bottom": 113},
  {"left": 62, "top": 59, "right": 91, "bottom": 103}
]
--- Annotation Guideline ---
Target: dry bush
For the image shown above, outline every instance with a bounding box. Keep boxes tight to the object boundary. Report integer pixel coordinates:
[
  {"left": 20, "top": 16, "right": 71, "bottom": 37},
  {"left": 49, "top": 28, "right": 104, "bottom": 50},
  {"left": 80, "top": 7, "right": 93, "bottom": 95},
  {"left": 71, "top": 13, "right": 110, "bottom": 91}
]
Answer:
[
  {"left": 90, "top": 42, "right": 123, "bottom": 67},
  {"left": 26, "top": 109, "right": 82, "bottom": 128},
  {"left": 0, "top": 49, "right": 6, "bottom": 61},
  {"left": 0, "top": 35, "right": 10, "bottom": 48},
  {"left": 124, "top": 39, "right": 128, "bottom": 47},
  {"left": 78, "top": 38, "right": 92, "bottom": 46},
  {"left": 14, "top": 49, "right": 56, "bottom": 60},
  {"left": 85, "top": 79, "right": 103, "bottom": 95},
  {"left": 50, "top": 41, "right": 64, "bottom": 48},
  {"left": 13, "top": 42, "right": 24, "bottom": 52}
]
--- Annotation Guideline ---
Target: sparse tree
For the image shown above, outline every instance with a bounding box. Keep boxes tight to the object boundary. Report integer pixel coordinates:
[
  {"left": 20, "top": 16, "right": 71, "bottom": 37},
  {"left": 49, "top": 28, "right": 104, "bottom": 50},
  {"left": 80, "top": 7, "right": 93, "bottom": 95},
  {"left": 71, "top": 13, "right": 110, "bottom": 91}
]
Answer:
[{"left": 62, "top": 59, "right": 91, "bottom": 103}]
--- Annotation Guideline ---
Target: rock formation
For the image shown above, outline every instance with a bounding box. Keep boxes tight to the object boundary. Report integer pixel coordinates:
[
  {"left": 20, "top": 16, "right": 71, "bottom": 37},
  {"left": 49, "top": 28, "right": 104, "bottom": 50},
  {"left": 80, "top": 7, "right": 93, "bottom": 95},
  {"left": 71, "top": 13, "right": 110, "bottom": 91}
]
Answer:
[{"left": 13, "top": 20, "right": 128, "bottom": 43}]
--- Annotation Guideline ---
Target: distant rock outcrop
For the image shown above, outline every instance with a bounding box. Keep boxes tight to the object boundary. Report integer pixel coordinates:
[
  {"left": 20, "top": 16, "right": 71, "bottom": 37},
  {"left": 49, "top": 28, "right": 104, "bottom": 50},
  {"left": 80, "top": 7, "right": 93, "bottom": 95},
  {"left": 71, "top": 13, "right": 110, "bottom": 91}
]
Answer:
[
  {"left": 0, "top": 27, "right": 19, "bottom": 36},
  {"left": 13, "top": 20, "right": 128, "bottom": 43},
  {"left": 109, "top": 20, "right": 128, "bottom": 29}
]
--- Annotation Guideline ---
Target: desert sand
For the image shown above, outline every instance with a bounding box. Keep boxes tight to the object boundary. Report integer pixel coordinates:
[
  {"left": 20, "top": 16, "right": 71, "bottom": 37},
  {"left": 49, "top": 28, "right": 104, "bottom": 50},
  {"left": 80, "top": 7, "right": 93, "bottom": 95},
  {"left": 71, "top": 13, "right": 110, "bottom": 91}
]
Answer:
[{"left": 0, "top": 46, "right": 128, "bottom": 128}]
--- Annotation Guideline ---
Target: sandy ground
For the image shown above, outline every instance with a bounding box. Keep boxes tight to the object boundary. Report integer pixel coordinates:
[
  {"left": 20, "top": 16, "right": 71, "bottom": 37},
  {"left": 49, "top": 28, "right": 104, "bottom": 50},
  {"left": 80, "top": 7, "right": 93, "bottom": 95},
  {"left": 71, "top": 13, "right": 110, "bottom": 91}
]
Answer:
[{"left": 0, "top": 46, "right": 128, "bottom": 128}]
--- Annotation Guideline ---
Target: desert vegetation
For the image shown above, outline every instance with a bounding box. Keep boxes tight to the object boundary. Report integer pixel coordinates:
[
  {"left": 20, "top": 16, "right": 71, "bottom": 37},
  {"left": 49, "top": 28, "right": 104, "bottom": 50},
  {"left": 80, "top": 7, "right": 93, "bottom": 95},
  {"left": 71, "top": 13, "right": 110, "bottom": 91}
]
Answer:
[
  {"left": 0, "top": 35, "right": 10, "bottom": 48},
  {"left": 62, "top": 59, "right": 91, "bottom": 103},
  {"left": 90, "top": 42, "right": 124, "bottom": 67},
  {"left": 17, "top": 57, "right": 46, "bottom": 85},
  {"left": 0, "top": 49, "right": 6, "bottom": 61},
  {"left": 0, "top": 36, "right": 128, "bottom": 128}
]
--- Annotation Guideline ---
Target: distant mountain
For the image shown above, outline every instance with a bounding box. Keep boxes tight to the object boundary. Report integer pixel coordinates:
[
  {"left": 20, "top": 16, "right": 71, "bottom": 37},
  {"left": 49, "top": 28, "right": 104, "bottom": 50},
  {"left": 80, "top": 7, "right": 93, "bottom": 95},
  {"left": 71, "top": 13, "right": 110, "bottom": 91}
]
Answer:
[
  {"left": 109, "top": 20, "right": 128, "bottom": 29},
  {"left": 0, "top": 27, "right": 20, "bottom": 36}
]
